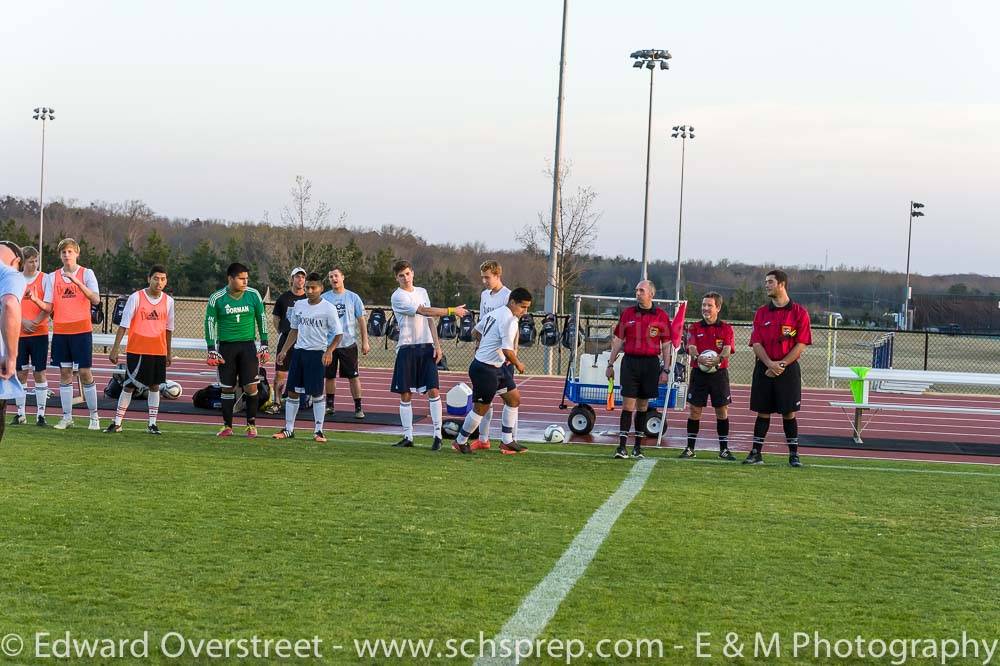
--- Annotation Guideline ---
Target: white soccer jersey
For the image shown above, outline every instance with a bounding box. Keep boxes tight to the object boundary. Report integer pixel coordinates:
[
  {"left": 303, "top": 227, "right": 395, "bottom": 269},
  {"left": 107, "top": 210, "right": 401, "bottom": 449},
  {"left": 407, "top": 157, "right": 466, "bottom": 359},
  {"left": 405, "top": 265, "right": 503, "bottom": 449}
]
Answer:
[
  {"left": 479, "top": 286, "right": 511, "bottom": 318},
  {"left": 289, "top": 299, "right": 342, "bottom": 351},
  {"left": 474, "top": 306, "right": 517, "bottom": 367},
  {"left": 391, "top": 286, "right": 434, "bottom": 346}
]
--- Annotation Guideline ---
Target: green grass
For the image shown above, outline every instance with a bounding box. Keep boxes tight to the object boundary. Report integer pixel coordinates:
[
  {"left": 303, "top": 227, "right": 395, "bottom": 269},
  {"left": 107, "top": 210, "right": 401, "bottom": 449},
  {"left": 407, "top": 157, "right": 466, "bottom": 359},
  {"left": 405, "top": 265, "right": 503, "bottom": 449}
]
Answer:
[{"left": 1, "top": 424, "right": 998, "bottom": 664}]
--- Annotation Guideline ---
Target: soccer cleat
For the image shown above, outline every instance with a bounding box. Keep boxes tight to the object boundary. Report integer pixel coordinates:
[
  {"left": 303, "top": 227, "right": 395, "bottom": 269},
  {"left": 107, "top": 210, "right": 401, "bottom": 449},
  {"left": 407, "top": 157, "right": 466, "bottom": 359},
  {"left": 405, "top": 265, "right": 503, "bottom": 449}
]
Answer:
[
  {"left": 88, "top": 417, "right": 101, "bottom": 431},
  {"left": 325, "top": 406, "right": 336, "bottom": 416},
  {"left": 431, "top": 436, "right": 443, "bottom": 452},
  {"left": 500, "top": 441, "right": 528, "bottom": 455},
  {"left": 313, "top": 431, "right": 327, "bottom": 443},
  {"left": 613, "top": 446, "right": 629, "bottom": 459},
  {"left": 272, "top": 430, "right": 295, "bottom": 440},
  {"left": 36, "top": 416, "right": 47, "bottom": 427},
  {"left": 678, "top": 448, "right": 696, "bottom": 459},
  {"left": 789, "top": 453, "right": 803, "bottom": 467},
  {"left": 53, "top": 417, "right": 74, "bottom": 430},
  {"left": 146, "top": 424, "right": 162, "bottom": 435},
  {"left": 718, "top": 449, "right": 737, "bottom": 461},
  {"left": 392, "top": 437, "right": 414, "bottom": 448},
  {"left": 631, "top": 446, "right": 645, "bottom": 460},
  {"left": 263, "top": 403, "right": 282, "bottom": 415},
  {"left": 104, "top": 422, "right": 123, "bottom": 433},
  {"left": 354, "top": 408, "right": 365, "bottom": 419},
  {"left": 742, "top": 450, "right": 764, "bottom": 465},
  {"left": 452, "top": 441, "right": 472, "bottom": 454},
  {"left": 470, "top": 439, "right": 491, "bottom": 451},
  {"left": 217, "top": 426, "right": 234, "bottom": 438},
  {"left": 10, "top": 414, "right": 26, "bottom": 425},
  {"left": 245, "top": 425, "right": 258, "bottom": 438}
]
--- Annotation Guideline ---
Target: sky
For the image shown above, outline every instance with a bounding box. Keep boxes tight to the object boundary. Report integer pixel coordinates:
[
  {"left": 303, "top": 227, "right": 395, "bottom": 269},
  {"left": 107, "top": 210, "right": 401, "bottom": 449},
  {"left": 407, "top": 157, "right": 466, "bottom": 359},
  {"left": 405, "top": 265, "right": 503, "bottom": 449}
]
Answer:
[{"left": 3, "top": 0, "right": 999, "bottom": 275}]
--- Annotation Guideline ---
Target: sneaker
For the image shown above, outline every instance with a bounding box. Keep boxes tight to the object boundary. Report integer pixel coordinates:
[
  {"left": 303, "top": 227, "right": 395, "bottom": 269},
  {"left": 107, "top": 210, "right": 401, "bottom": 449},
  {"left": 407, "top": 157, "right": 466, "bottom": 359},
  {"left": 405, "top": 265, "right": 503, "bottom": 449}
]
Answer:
[
  {"left": 325, "top": 406, "right": 336, "bottom": 416},
  {"left": 789, "top": 453, "right": 803, "bottom": 467},
  {"left": 104, "top": 422, "right": 123, "bottom": 433},
  {"left": 313, "top": 431, "right": 327, "bottom": 443},
  {"left": 452, "top": 441, "right": 472, "bottom": 454},
  {"left": 742, "top": 450, "right": 764, "bottom": 465},
  {"left": 272, "top": 430, "right": 295, "bottom": 440},
  {"left": 392, "top": 437, "right": 414, "bottom": 448},
  {"left": 36, "top": 416, "right": 47, "bottom": 427},
  {"left": 354, "top": 408, "right": 365, "bottom": 419},
  {"left": 10, "top": 414, "right": 26, "bottom": 425},
  {"left": 718, "top": 449, "right": 737, "bottom": 461},
  {"left": 431, "top": 436, "right": 443, "bottom": 452},
  {"left": 632, "top": 446, "right": 645, "bottom": 460},
  {"left": 217, "top": 426, "right": 234, "bottom": 438},
  {"left": 613, "top": 446, "right": 629, "bottom": 459},
  {"left": 146, "top": 424, "right": 162, "bottom": 435},
  {"left": 678, "top": 448, "right": 696, "bottom": 459},
  {"left": 53, "top": 417, "right": 74, "bottom": 430},
  {"left": 470, "top": 439, "right": 491, "bottom": 451},
  {"left": 245, "top": 425, "right": 258, "bottom": 438},
  {"left": 88, "top": 417, "right": 101, "bottom": 431},
  {"left": 263, "top": 403, "right": 282, "bottom": 415},
  {"left": 500, "top": 441, "right": 527, "bottom": 455}
]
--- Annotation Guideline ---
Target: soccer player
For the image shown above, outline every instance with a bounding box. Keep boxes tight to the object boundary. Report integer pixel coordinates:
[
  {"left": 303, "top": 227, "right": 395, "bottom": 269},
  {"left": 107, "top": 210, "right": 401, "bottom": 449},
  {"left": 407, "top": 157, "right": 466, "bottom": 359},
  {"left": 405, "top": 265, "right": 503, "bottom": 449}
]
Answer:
[
  {"left": 106, "top": 265, "right": 175, "bottom": 434},
  {"left": 269, "top": 267, "right": 307, "bottom": 414},
  {"left": 321, "top": 266, "right": 369, "bottom": 419},
  {"left": 745, "top": 269, "right": 812, "bottom": 467},
  {"left": 389, "top": 260, "right": 468, "bottom": 450},
  {"left": 605, "top": 280, "right": 673, "bottom": 460},
  {"left": 469, "top": 259, "right": 511, "bottom": 451},
  {"left": 44, "top": 238, "right": 102, "bottom": 431},
  {"left": 0, "top": 241, "right": 25, "bottom": 444},
  {"left": 12, "top": 247, "right": 50, "bottom": 426},
  {"left": 453, "top": 288, "right": 532, "bottom": 455},
  {"left": 682, "top": 292, "right": 736, "bottom": 460},
  {"left": 273, "top": 272, "right": 342, "bottom": 442},
  {"left": 204, "top": 262, "right": 269, "bottom": 438}
]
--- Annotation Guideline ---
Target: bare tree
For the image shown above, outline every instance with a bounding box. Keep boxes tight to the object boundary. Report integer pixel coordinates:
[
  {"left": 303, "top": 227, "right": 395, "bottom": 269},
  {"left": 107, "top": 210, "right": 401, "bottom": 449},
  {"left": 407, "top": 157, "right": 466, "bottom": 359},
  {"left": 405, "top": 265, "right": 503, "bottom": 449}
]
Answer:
[
  {"left": 280, "top": 175, "right": 346, "bottom": 266},
  {"left": 517, "top": 165, "right": 601, "bottom": 312}
]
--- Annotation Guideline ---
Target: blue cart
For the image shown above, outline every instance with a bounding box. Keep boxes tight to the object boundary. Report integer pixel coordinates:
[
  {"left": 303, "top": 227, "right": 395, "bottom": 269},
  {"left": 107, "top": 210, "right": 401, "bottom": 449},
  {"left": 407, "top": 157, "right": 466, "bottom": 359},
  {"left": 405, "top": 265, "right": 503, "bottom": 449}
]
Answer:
[{"left": 562, "top": 380, "right": 677, "bottom": 436}]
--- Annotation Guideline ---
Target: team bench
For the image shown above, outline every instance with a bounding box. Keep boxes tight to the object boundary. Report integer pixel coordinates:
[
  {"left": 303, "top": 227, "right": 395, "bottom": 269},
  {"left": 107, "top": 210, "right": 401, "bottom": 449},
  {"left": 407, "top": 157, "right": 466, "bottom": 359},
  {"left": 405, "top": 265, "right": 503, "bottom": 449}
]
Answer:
[{"left": 827, "top": 366, "right": 1000, "bottom": 443}]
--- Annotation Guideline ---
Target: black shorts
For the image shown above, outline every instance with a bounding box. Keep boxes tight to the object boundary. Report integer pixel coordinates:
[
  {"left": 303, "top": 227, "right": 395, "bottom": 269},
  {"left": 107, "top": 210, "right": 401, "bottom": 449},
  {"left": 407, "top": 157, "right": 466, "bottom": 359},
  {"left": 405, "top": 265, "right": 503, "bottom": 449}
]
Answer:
[
  {"left": 620, "top": 355, "right": 661, "bottom": 400},
  {"left": 469, "top": 359, "right": 516, "bottom": 404},
  {"left": 17, "top": 335, "right": 49, "bottom": 372},
  {"left": 390, "top": 344, "right": 439, "bottom": 395},
  {"left": 275, "top": 333, "right": 292, "bottom": 372},
  {"left": 687, "top": 367, "right": 732, "bottom": 408},
  {"left": 123, "top": 353, "right": 167, "bottom": 390},
  {"left": 324, "top": 344, "right": 360, "bottom": 379},
  {"left": 750, "top": 360, "right": 802, "bottom": 414},
  {"left": 218, "top": 341, "right": 260, "bottom": 389}
]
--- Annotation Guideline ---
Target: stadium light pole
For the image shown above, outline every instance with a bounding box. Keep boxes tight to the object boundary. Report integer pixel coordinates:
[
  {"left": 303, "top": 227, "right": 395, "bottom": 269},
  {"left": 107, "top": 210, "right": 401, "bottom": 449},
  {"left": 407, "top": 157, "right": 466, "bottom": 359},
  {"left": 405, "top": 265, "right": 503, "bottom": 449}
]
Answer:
[
  {"left": 630, "top": 48, "right": 671, "bottom": 282},
  {"left": 33, "top": 106, "right": 55, "bottom": 271},
  {"left": 903, "top": 201, "right": 925, "bottom": 330},
  {"left": 544, "top": 0, "right": 569, "bottom": 375},
  {"left": 670, "top": 124, "right": 694, "bottom": 301}
]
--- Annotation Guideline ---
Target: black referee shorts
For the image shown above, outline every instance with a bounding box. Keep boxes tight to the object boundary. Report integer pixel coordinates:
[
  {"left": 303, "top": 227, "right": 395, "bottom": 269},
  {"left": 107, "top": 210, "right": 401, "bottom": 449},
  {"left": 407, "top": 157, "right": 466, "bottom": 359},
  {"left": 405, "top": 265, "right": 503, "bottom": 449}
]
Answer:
[
  {"left": 749, "top": 360, "right": 802, "bottom": 414},
  {"left": 218, "top": 341, "right": 260, "bottom": 389},
  {"left": 687, "top": 367, "right": 732, "bottom": 408},
  {"left": 620, "top": 355, "right": 661, "bottom": 400}
]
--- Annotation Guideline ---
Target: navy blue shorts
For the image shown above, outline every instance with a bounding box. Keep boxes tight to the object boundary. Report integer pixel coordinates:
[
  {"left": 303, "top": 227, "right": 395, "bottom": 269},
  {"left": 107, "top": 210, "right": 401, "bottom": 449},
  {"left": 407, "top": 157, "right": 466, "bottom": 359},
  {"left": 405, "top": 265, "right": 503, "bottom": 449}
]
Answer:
[
  {"left": 287, "top": 348, "right": 326, "bottom": 397},
  {"left": 17, "top": 336, "right": 49, "bottom": 372},
  {"left": 51, "top": 332, "right": 93, "bottom": 370},
  {"left": 390, "top": 344, "right": 439, "bottom": 395},
  {"left": 469, "top": 359, "right": 516, "bottom": 404}
]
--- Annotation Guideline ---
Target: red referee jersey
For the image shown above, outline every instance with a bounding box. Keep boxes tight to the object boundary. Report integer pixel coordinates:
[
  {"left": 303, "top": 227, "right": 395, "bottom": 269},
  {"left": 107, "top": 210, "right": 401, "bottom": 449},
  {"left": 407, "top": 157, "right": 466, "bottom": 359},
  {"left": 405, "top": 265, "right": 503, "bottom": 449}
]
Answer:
[
  {"left": 686, "top": 319, "right": 735, "bottom": 369},
  {"left": 749, "top": 300, "right": 812, "bottom": 361},
  {"left": 614, "top": 305, "right": 672, "bottom": 356}
]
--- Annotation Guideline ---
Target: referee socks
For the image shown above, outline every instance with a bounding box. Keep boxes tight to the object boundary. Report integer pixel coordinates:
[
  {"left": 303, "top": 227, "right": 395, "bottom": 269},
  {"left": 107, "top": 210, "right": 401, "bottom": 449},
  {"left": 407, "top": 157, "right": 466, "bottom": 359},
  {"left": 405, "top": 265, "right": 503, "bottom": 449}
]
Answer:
[
  {"left": 619, "top": 410, "right": 633, "bottom": 446},
  {"left": 752, "top": 415, "right": 770, "bottom": 453},
  {"left": 686, "top": 418, "right": 700, "bottom": 450},
  {"left": 717, "top": 418, "right": 730, "bottom": 451},
  {"left": 782, "top": 417, "right": 799, "bottom": 453}
]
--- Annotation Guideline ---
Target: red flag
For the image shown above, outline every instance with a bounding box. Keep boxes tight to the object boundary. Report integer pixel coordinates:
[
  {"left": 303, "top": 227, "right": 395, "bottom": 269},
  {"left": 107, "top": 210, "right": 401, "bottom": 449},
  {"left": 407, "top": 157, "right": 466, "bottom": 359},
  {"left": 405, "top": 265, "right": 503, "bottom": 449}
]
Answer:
[{"left": 669, "top": 301, "right": 687, "bottom": 347}]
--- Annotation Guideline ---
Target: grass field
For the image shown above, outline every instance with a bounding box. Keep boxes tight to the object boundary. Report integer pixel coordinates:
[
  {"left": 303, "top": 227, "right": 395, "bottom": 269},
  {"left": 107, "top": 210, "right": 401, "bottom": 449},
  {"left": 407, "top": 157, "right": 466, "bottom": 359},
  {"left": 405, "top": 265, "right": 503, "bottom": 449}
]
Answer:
[{"left": 1, "top": 425, "right": 997, "bottom": 664}]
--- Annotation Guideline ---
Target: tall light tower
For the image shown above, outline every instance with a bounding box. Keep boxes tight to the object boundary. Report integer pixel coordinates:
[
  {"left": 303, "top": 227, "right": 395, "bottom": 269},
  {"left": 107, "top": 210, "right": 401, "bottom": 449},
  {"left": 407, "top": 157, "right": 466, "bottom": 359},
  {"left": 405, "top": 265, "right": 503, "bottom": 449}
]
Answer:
[
  {"left": 670, "top": 124, "right": 694, "bottom": 301},
  {"left": 903, "top": 200, "right": 925, "bottom": 330},
  {"left": 33, "top": 106, "right": 55, "bottom": 271}
]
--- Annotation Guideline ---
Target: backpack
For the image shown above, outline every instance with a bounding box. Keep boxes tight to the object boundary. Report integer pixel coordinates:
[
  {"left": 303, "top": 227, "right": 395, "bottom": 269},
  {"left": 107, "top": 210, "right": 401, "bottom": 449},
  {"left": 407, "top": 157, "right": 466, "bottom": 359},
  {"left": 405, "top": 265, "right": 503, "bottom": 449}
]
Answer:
[
  {"left": 237, "top": 368, "right": 272, "bottom": 412},
  {"left": 457, "top": 313, "right": 476, "bottom": 342},
  {"left": 104, "top": 366, "right": 147, "bottom": 400},
  {"left": 91, "top": 303, "right": 105, "bottom": 326},
  {"left": 561, "top": 315, "right": 582, "bottom": 349},
  {"left": 518, "top": 314, "right": 537, "bottom": 347},
  {"left": 367, "top": 308, "right": 387, "bottom": 337},
  {"left": 386, "top": 314, "right": 400, "bottom": 342},
  {"left": 193, "top": 384, "right": 224, "bottom": 410},
  {"left": 436, "top": 353, "right": 449, "bottom": 371},
  {"left": 540, "top": 313, "right": 559, "bottom": 347},
  {"left": 111, "top": 296, "right": 129, "bottom": 326},
  {"left": 437, "top": 315, "right": 458, "bottom": 340}
]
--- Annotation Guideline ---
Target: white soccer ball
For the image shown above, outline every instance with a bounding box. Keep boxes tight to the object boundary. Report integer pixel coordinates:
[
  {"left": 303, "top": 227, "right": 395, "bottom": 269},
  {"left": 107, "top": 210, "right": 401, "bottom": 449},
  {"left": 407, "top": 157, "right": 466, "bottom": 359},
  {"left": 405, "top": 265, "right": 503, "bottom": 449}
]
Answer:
[
  {"left": 697, "top": 350, "right": 719, "bottom": 374},
  {"left": 544, "top": 424, "right": 566, "bottom": 443},
  {"left": 160, "top": 380, "right": 183, "bottom": 399}
]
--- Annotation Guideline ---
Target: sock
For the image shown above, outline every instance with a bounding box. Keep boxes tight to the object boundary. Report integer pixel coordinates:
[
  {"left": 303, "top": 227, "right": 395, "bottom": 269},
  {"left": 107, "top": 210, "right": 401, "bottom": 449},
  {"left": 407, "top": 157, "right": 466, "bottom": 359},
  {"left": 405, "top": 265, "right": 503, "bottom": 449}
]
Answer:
[
  {"left": 633, "top": 410, "right": 647, "bottom": 447},
  {"left": 717, "top": 418, "right": 730, "bottom": 450},
  {"left": 147, "top": 390, "right": 160, "bottom": 426},
  {"left": 479, "top": 406, "right": 493, "bottom": 442},
  {"left": 312, "top": 395, "right": 325, "bottom": 432},
  {"left": 326, "top": 393, "right": 335, "bottom": 409},
  {"left": 456, "top": 410, "right": 485, "bottom": 445},
  {"left": 114, "top": 391, "right": 133, "bottom": 425},
  {"left": 399, "top": 401, "right": 413, "bottom": 440},
  {"left": 245, "top": 391, "right": 258, "bottom": 424},
  {"left": 686, "top": 418, "right": 701, "bottom": 450},
  {"left": 285, "top": 396, "right": 300, "bottom": 432},
  {"left": 501, "top": 405, "right": 518, "bottom": 445},
  {"left": 83, "top": 382, "right": 99, "bottom": 418},
  {"left": 618, "top": 410, "right": 633, "bottom": 447},
  {"left": 429, "top": 396, "right": 442, "bottom": 438},
  {"left": 15, "top": 391, "right": 26, "bottom": 417},
  {"left": 221, "top": 392, "right": 235, "bottom": 427},
  {"left": 59, "top": 383, "right": 73, "bottom": 419},
  {"left": 752, "top": 415, "right": 770, "bottom": 453},
  {"left": 35, "top": 383, "right": 48, "bottom": 418},
  {"left": 783, "top": 418, "right": 799, "bottom": 453},
  {"left": 353, "top": 397, "right": 362, "bottom": 411}
]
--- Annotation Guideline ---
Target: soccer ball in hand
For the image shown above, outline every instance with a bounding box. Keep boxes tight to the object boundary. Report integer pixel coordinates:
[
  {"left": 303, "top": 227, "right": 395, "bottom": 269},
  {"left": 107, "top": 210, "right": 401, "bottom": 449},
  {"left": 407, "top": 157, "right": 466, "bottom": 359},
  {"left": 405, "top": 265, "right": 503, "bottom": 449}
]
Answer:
[
  {"left": 544, "top": 424, "right": 566, "bottom": 443},
  {"left": 697, "top": 350, "right": 719, "bottom": 374}
]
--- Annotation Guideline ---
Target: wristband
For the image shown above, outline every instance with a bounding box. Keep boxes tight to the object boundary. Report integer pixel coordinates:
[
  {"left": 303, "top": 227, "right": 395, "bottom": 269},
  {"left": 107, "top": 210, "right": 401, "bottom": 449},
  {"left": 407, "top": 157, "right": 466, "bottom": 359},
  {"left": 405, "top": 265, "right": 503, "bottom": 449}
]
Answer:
[{"left": 447, "top": 307, "right": 454, "bottom": 316}]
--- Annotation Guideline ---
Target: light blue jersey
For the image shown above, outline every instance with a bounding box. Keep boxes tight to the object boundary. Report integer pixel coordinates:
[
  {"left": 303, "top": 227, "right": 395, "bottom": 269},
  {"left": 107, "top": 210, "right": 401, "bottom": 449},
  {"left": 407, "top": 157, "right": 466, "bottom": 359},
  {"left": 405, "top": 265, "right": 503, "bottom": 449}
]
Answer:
[{"left": 321, "top": 289, "right": 365, "bottom": 347}]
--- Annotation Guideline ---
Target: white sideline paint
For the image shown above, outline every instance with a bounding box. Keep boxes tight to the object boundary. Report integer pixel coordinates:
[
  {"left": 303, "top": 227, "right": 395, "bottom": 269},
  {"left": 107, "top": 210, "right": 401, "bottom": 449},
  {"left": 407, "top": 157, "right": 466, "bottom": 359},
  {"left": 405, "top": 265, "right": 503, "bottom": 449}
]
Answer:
[{"left": 474, "top": 459, "right": 657, "bottom": 666}]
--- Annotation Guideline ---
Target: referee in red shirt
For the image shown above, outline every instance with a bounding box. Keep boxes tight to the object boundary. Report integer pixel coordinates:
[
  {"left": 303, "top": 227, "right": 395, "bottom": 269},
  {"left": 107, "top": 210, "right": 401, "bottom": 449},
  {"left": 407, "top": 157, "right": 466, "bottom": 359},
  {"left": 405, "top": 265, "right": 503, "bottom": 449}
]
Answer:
[
  {"left": 683, "top": 292, "right": 737, "bottom": 460},
  {"left": 745, "top": 269, "right": 812, "bottom": 467},
  {"left": 605, "top": 280, "right": 673, "bottom": 460}
]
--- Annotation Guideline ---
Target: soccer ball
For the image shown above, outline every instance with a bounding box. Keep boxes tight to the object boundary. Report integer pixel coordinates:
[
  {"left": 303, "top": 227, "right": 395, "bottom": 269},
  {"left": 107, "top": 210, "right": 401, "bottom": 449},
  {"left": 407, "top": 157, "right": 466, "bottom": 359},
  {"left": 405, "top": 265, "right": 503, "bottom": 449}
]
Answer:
[
  {"left": 160, "top": 380, "right": 183, "bottom": 399},
  {"left": 544, "top": 424, "right": 566, "bottom": 443},
  {"left": 697, "top": 350, "right": 719, "bottom": 374}
]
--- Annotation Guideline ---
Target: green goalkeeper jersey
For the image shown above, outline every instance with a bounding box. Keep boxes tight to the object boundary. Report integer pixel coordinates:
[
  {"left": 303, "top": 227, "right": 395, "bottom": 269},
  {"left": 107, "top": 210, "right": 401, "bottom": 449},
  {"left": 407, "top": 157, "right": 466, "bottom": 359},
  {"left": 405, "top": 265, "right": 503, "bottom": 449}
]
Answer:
[{"left": 204, "top": 287, "right": 268, "bottom": 349}]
